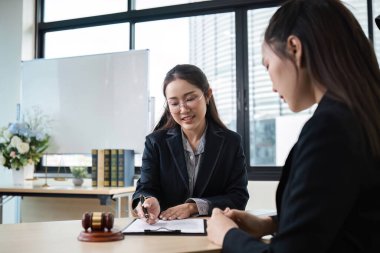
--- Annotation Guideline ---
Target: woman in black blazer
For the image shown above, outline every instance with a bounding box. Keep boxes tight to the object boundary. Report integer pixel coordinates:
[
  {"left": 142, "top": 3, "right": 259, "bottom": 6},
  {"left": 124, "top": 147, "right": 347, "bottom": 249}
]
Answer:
[
  {"left": 207, "top": 0, "right": 380, "bottom": 252},
  {"left": 132, "top": 64, "right": 249, "bottom": 224}
]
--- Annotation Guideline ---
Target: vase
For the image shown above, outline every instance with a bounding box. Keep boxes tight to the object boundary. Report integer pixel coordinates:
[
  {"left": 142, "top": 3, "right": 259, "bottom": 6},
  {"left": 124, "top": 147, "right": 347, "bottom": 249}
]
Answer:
[
  {"left": 72, "top": 178, "right": 84, "bottom": 187},
  {"left": 23, "top": 163, "right": 35, "bottom": 180},
  {"left": 12, "top": 164, "right": 35, "bottom": 185}
]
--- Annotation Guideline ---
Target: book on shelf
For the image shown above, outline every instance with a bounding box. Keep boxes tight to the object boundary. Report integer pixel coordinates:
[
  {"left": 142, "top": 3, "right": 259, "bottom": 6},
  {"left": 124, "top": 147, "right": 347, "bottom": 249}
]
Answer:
[
  {"left": 103, "top": 149, "right": 111, "bottom": 187},
  {"left": 117, "top": 149, "right": 135, "bottom": 187},
  {"left": 91, "top": 148, "right": 134, "bottom": 188},
  {"left": 91, "top": 149, "right": 98, "bottom": 187},
  {"left": 117, "top": 149, "right": 125, "bottom": 187},
  {"left": 97, "top": 149, "right": 105, "bottom": 187},
  {"left": 110, "top": 149, "right": 118, "bottom": 187}
]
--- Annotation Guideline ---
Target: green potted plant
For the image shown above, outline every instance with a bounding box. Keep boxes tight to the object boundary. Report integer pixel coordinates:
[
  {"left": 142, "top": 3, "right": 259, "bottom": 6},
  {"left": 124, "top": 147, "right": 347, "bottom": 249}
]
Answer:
[{"left": 70, "top": 166, "right": 88, "bottom": 187}]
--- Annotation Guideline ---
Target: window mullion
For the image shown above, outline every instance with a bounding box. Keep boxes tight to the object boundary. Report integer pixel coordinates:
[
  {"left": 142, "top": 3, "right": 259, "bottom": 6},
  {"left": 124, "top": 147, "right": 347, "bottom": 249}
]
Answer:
[{"left": 235, "top": 8, "right": 250, "bottom": 162}]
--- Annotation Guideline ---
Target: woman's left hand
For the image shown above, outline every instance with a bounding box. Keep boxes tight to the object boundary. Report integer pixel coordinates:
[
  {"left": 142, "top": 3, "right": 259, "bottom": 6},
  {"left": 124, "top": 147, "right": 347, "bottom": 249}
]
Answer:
[
  {"left": 159, "top": 203, "right": 198, "bottom": 220},
  {"left": 207, "top": 208, "right": 238, "bottom": 246}
]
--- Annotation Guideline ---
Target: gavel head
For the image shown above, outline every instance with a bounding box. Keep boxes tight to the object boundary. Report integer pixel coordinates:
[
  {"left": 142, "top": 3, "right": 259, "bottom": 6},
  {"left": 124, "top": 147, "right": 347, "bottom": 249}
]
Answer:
[{"left": 82, "top": 212, "right": 114, "bottom": 232}]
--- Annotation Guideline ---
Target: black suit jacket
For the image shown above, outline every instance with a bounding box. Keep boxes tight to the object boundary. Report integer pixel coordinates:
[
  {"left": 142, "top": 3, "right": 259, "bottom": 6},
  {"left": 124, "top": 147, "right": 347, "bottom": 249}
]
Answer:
[
  {"left": 224, "top": 94, "right": 380, "bottom": 253},
  {"left": 132, "top": 120, "right": 249, "bottom": 214}
]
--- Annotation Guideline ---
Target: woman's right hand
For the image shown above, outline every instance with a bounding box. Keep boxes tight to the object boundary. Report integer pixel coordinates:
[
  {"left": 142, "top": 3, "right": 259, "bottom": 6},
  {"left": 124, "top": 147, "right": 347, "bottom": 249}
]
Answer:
[
  {"left": 134, "top": 197, "right": 161, "bottom": 224},
  {"left": 223, "top": 208, "right": 276, "bottom": 238}
]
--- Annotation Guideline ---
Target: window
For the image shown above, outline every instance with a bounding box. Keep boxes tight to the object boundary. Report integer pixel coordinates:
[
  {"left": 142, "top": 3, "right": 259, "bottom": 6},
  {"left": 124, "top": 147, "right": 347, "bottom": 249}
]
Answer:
[
  {"left": 190, "top": 13, "right": 237, "bottom": 131},
  {"left": 38, "top": 0, "right": 380, "bottom": 180},
  {"left": 44, "top": 23, "right": 130, "bottom": 58},
  {"left": 343, "top": 0, "right": 368, "bottom": 37},
  {"left": 135, "top": 13, "right": 236, "bottom": 130},
  {"left": 135, "top": 18, "right": 190, "bottom": 125},
  {"left": 43, "top": 0, "right": 128, "bottom": 22},
  {"left": 135, "top": 0, "right": 209, "bottom": 10},
  {"left": 247, "top": 8, "right": 314, "bottom": 166},
  {"left": 373, "top": 0, "right": 380, "bottom": 60}
]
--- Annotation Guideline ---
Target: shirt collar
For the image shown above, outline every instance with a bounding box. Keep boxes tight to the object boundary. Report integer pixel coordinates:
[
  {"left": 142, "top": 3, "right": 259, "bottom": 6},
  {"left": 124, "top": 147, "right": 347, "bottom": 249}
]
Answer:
[{"left": 181, "top": 124, "right": 207, "bottom": 155}]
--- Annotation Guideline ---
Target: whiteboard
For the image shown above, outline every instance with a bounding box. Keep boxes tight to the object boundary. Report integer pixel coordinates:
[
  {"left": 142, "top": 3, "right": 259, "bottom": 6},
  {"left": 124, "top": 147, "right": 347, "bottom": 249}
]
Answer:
[{"left": 21, "top": 50, "right": 149, "bottom": 154}]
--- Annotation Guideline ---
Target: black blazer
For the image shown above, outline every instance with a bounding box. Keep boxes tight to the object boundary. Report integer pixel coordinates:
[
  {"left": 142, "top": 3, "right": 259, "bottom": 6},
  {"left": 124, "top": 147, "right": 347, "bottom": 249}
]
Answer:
[
  {"left": 223, "top": 94, "right": 380, "bottom": 253},
  {"left": 132, "top": 120, "right": 249, "bottom": 214}
]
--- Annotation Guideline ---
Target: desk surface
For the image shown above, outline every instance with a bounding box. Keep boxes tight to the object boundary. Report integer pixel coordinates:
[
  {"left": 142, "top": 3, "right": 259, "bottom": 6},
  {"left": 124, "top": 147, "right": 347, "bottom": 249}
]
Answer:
[
  {"left": 0, "top": 178, "right": 135, "bottom": 195},
  {"left": 0, "top": 179, "right": 135, "bottom": 223},
  {"left": 0, "top": 218, "right": 221, "bottom": 253}
]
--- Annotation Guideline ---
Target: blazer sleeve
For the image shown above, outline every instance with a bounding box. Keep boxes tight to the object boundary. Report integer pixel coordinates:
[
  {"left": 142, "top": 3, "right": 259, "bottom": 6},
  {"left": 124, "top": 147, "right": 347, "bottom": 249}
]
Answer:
[
  {"left": 223, "top": 110, "right": 363, "bottom": 253},
  {"left": 132, "top": 135, "right": 161, "bottom": 209}
]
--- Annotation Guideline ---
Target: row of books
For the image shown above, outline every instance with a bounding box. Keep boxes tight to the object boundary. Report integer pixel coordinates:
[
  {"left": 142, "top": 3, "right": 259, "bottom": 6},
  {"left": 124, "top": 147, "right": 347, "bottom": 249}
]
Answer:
[{"left": 91, "top": 149, "right": 134, "bottom": 187}]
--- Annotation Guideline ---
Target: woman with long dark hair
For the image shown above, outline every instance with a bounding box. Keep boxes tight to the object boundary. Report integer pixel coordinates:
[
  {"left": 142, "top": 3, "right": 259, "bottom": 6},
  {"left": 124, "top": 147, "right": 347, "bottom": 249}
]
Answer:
[
  {"left": 207, "top": 0, "right": 380, "bottom": 252},
  {"left": 132, "top": 64, "right": 249, "bottom": 224}
]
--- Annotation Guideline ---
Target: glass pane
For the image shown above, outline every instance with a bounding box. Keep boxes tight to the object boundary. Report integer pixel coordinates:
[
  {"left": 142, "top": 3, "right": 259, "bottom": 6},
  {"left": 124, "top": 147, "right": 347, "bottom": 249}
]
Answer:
[
  {"left": 248, "top": 8, "right": 314, "bottom": 166},
  {"left": 135, "top": 13, "right": 236, "bottom": 131},
  {"left": 44, "top": 0, "right": 128, "bottom": 22},
  {"left": 135, "top": 0, "right": 209, "bottom": 10},
  {"left": 343, "top": 0, "right": 368, "bottom": 36},
  {"left": 190, "top": 14, "right": 236, "bottom": 130},
  {"left": 44, "top": 23, "right": 129, "bottom": 59},
  {"left": 42, "top": 154, "right": 92, "bottom": 167},
  {"left": 373, "top": 0, "right": 380, "bottom": 61}
]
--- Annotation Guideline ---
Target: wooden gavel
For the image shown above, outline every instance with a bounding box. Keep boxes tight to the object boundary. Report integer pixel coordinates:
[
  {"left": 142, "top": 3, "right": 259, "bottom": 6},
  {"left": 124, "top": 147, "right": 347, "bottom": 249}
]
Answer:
[{"left": 81, "top": 212, "right": 114, "bottom": 232}]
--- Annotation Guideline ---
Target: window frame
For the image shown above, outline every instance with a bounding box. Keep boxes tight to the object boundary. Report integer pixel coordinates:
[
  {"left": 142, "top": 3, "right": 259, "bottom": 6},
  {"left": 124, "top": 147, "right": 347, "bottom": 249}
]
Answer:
[{"left": 35, "top": 0, "right": 376, "bottom": 181}]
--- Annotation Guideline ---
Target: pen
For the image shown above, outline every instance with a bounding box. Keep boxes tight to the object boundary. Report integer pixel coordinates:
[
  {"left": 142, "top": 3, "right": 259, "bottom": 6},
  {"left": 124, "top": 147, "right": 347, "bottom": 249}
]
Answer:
[{"left": 140, "top": 195, "right": 149, "bottom": 219}]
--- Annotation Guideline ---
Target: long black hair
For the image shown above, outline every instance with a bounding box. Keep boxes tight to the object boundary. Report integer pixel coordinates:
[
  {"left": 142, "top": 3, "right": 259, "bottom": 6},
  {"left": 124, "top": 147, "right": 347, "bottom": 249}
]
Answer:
[
  {"left": 154, "top": 64, "right": 227, "bottom": 131},
  {"left": 265, "top": 0, "right": 380, "bottom": 158}
]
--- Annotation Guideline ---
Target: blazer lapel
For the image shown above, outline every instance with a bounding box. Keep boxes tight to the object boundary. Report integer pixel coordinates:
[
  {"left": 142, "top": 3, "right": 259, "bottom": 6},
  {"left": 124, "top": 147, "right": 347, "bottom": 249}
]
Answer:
[
  {"left": 193, "top": 122, "right": 225, "bottom": 197},
  {"left": 166, "top": 127, "right": 190, "bottom": 192},
  {"left": 276, "top": 145, "right": 295, "bottom": 217}
]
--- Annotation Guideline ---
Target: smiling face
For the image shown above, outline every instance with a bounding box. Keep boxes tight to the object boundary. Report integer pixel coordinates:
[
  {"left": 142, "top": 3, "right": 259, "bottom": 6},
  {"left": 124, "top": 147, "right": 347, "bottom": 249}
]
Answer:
[
  {"left": 261, "top": 40, "right": 320, "bottom": 112},
  {"left": 165, "top": 78, "right": 209, "bottom": 135}
]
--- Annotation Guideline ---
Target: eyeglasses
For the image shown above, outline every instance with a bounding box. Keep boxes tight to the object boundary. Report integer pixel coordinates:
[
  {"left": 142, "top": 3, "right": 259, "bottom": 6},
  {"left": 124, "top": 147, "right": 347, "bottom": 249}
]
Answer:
[{"left": 166, "top": 94, "right": 204, "bottom": 114}]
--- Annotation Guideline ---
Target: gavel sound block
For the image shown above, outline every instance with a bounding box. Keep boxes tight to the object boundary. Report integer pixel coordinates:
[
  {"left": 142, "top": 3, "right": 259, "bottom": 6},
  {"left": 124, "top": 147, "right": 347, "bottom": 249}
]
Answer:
[{"left": 78, "top": 212, "right": 124, "bottom": 242}]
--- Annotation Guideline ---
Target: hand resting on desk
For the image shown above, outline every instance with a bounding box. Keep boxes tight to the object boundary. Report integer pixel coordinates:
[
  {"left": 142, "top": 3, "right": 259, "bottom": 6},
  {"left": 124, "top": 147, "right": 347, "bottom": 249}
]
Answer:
[
  {"left": 207, "top": 208, "right": 277, "bottom": 246},
  {"left": 225, "top": 208, "right": 277, "bottom": 238},
  {"left": 159, "top": 202, "right": 199, "bottom": 220},
  {"left": 133, "top": 197, "right": 199, "bottom": 224}
]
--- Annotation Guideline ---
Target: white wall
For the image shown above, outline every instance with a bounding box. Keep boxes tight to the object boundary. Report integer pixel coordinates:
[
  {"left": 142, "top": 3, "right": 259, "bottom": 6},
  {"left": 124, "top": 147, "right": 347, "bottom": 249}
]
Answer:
[
  {"left": 246, "top": 181, "right": 278, "bottom": 211},
  {"left": 0, "top": 0, "right": 22, "bottom": 124},
  {"left": 0, "top": 0, "right": 34, "bottom": 224}
]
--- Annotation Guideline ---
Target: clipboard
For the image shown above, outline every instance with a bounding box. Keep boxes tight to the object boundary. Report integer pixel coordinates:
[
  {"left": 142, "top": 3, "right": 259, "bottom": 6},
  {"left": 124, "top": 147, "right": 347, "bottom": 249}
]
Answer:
[{"left": 122, "top": 218, "right": 207, "bottom": 236}]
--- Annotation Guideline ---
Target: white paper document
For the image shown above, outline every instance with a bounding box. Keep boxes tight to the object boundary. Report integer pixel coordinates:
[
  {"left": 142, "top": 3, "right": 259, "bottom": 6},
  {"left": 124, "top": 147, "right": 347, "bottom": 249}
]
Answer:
[{"left": 122, "top": 218, "right": 206, "bottom": 234}]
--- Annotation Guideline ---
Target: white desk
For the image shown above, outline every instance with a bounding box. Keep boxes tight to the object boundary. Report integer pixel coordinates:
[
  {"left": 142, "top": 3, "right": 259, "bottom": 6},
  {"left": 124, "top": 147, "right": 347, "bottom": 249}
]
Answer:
[
  {"left": 0, "top": 218, "right": 221, "bottom": 253},
  {"left": 0, "top": 179, "right": 135, "bottom": 224}
]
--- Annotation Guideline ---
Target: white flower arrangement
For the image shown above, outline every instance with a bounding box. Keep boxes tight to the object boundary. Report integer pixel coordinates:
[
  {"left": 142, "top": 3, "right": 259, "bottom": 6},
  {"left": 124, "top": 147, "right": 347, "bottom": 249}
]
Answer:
[{"left": 0, "top": 107, "right": 50, "bottom": 170}]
